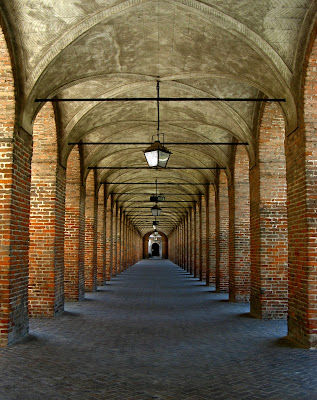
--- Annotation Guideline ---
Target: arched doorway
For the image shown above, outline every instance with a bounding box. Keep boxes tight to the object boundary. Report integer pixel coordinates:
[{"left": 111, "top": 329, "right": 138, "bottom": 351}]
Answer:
[
  {"left": 152, "top": 242, "right": 160, "bottom": 257},
  {"left": 148, "top": 233, "right": 162, "bottom": 258},
  {"left": 143, "top": 231, "right": 168, "bottom": 259}
]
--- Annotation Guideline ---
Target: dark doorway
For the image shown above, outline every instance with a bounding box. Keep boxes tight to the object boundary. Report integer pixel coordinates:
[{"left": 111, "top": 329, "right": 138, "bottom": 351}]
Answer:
[{"left": 152, "top": 242, "right": 160, "bottom": 257}]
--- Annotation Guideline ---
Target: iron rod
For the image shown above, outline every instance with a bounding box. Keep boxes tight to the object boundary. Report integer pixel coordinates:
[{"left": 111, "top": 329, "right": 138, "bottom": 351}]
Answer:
[
  {"left": 90, "top": 166, "right": 224, "bottom": 169},
  {"left": 70, "top": 142, "right": 247, "bottom": 145},
  {"left": 36, "top": 97, "right": 285, "bottom": 102},
  {"left": 103, "top": 182, "right": 210, "bottom": 185}
]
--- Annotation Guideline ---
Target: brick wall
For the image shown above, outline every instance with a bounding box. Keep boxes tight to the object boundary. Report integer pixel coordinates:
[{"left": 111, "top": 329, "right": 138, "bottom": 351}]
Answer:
[
  {"left": 250, "top": 102, "right": 288, "bottom": 319},
  {"left": 29, "top": 102, "right": 65, "bottom": 317},
  {"left": 229, "top": 146, "right": 250, "bottom": 302}
]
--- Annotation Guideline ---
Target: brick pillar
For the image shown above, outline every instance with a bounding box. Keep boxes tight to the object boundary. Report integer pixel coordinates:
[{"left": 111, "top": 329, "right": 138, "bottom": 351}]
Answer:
[
  {"left": 229, "top": 146, "right": 250, "bottom": 302},
  {"left": 178, "top": 223, "right": 181, "bottom": 266},
  {"left": 217, "top": 170, "right": 229, "bottom": 292},
  {"left": 187, "top": 209, "right": 192, "bottom": 274},
  {"left": 198, "top": 199, "right": 203, "bottom": 280},
  {"left": 250, "top": 102, "right": 288, "bottom": 319},
  {"left": 117, "top": 207, "right": 122, "bottom": 273},
  {"left": 64, "top": 147, "right": 85, "bottom": 301},
  {"left": 84, "top": 172, "right": 97, "bottom": 292},
  {"left": 121, "top": 212, "right": 125, "bottom": 270},
  {"left": 127, "top": 223, "right": 131, "bottom": 267},
  {"left": 0, "top": 129, "right": 32, "bottom": 346},
  {"left": 208, "top": 185, "right": 216, "bottom": 285},
  {"left": 105, "top": 194, "right": 112, "bottom": 280},
  {"left": 191, "top": 207, "right": 196, "bottom": 275},
  {"left": 97, "top": 185, "right": 106, "bottom": 286},
  {"left": 202, "top": 192, "right": 210, "bottom": 284},
  {"left": 181, "top": 220, "right": 185, "bottom": 269},
  {"left": 123, "top": 215, "right": 128, "bottom": 269},
  {"left": 182, "top": 217, "right": 187, "bottom": 270},
  {"left": 0, "top": 29, "right": 33, "bottom": 346},
  {"left": 186, "top": 213, "right": 190, "bottom": 272},
  {"left": 29, "top": 103, "right": 65, "bottom": 317},
  {"left": 285, "top": 28, "right": 317, "bottom": 349},
  {"left": 111, "top": 198, "right": 117, "bottom": 276}
]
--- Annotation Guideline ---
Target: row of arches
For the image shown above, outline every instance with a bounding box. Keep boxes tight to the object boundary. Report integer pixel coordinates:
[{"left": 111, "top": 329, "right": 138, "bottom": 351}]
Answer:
[
  {"left": 169, "top": 85, "right": 316, "bottom": 348},
  {"left": 0, "top": 15, "right": 317, "bottom": 351}
]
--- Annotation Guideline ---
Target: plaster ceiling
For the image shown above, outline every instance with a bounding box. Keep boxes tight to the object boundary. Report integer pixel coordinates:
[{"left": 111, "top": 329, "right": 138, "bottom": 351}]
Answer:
[{"left": 1, "top": 0, "right": 316, "bottom": 235}]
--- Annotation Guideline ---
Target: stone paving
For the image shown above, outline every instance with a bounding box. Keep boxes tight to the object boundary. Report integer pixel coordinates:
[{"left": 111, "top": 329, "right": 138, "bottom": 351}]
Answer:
[{"left": 0, "top": 260, "right": 316, "bottom": 400}]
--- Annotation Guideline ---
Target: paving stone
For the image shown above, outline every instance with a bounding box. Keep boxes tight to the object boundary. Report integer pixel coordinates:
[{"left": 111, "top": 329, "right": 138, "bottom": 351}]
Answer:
[{"left": 0, "top": 260, "right": 316, "bottom": 399}]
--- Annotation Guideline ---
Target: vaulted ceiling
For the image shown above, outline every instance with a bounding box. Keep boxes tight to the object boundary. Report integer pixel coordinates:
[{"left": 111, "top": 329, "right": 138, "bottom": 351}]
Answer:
[{"left": 1, "top": 0, "right": 316, "bottom": 235}]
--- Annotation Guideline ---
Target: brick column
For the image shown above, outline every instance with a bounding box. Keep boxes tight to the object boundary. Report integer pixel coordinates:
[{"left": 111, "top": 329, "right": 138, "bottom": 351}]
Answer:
[
  {"left": 84, "top": 172, "right": 97, "bottom": 292},
  {"left": 116, "top": 207, "right": 122, "bottom": 274},
  {"left": 97, "top": 185, "right": 106, "bottom": 286},
  {"left": 0, "top": 30, "right": 33, "bottom": 346},
  {"left": 229, "top": 146, "right": 250, "bottom": 302},
  {"left": 105, "top": 194, "right": 112, "bottom": 280},
  {"left": 29, "top": 103, "right": 65, "bottom": 317},
  {"left": 198, "top": 199, "right": 203, "bottom": 280},
  {"left": 250, "top": 102, "right": 288, "bottom": 319},
  {"left": 127, "top": 223, "right": 131, "bottom": 268},
  {"left": 186, "top": 213, "right": 190, "bottom": 272},
  {"left": 191, "top": 207, "right": 196, "bottom": 275},
  {"left": 181, "top": 220, "right": 185, "bottom": 269},
  {"left": 112, "top": 199, "right": 117, "bottom": 276},
  {"left": 285, "top": 28, "right": 317, "bottom": 348},
  {"left": 217, "top": 170, "right": 229, "bottom": 292},
  {"left": 64, "top": 147, "right": 85, "bottom": 301},
  {"left": 124, "top": 215, "right": 128, "bottom": 269},
  {"left": 187, "top": 209, "right": 192, "bottom": 274},
  {"left": 201, "top": 193, "right": 209, "bottom": 284},
  {"left": 121, "top": 211, "right": 125, "bottom": 270},
  {"left": 208, "top": 185, "right": 216, "bottom": 285}
]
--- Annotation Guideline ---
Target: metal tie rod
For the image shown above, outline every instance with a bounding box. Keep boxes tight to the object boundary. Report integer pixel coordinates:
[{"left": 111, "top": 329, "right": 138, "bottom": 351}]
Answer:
[
  {"left": 36, "top": 97, "right": 285, "bottom": 102},
  {"left": 103, "top": 182, "right": 210, "bottom": 185}
]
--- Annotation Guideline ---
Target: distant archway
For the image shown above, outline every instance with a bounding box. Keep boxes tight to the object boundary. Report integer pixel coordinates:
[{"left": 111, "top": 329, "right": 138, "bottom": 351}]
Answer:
[
  {"left": 143, "top": 231, "right": 168, "bottom": 259},
  {"left": 152, "top": 242, "right": 160, "bottom": 257}
]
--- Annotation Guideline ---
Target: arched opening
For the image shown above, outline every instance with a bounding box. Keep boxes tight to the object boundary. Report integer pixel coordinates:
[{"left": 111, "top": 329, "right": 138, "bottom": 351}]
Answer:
[
  {"left": 143, "top": 231, "right": 168, "bottom": 259},
  {"left": 148, "top": 233, "right": 162, "bottom": 258},
  {"left": 152, "top": 242, "right": 160, "bottom": 257}
]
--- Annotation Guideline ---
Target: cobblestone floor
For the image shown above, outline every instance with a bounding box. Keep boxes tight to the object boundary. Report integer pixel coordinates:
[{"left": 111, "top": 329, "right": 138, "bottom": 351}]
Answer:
[{"left": 0, "top": 260, "right": 316, "bottom": 400}]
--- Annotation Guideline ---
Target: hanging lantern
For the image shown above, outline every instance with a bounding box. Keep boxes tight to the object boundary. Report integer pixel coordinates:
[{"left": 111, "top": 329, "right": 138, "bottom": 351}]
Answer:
[
  {"left": 144, "top": 140, "right": 171, "bottom": 168},
  {"left": 151, "top": 204, "right": 161, "bottom": 217},
  {"left": 153, "top": 221, "right": 159, "bottom": 230},
  {"left": 144, "top": 81, "right": 171, "bottom": 168}
]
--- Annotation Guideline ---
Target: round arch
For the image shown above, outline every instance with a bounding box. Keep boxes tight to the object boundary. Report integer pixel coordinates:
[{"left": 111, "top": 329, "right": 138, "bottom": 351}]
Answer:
[{"left": 143, "top": 231, "right": 168, "bottom": 259}]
